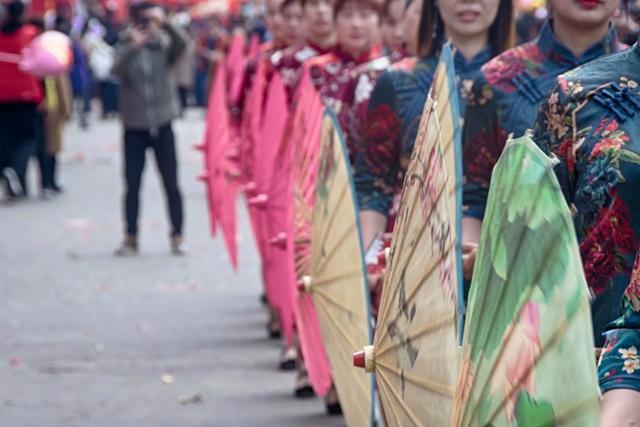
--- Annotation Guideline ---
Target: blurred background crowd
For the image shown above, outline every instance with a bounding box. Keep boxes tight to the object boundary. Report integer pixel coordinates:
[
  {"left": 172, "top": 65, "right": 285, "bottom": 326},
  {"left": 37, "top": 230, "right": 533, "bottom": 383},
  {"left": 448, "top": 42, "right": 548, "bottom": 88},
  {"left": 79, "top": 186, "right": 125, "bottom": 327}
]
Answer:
[{"left": 0, "top": 0, "right": 638, "bottom": 199}]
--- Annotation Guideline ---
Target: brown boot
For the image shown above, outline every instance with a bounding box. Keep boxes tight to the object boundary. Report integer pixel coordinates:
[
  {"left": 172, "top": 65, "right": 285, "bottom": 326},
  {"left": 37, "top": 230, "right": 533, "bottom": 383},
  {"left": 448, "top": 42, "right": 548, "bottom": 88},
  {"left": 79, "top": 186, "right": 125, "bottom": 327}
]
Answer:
[{"left": 115, "top": 235, "right": 138, "bottom": 256}]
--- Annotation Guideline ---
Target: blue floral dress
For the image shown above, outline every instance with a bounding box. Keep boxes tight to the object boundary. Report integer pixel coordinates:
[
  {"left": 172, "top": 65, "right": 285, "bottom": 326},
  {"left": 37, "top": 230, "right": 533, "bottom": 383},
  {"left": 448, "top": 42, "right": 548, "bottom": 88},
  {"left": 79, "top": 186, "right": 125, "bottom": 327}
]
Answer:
[
  {"left": 462, "top": 21, "right": 622, "bottom": 220},
  {"left": 354, "top": 48, "right": 492, "bottom": 215},
  {"left": 532, "top": 43, "right": 640, "bottom": 390}
]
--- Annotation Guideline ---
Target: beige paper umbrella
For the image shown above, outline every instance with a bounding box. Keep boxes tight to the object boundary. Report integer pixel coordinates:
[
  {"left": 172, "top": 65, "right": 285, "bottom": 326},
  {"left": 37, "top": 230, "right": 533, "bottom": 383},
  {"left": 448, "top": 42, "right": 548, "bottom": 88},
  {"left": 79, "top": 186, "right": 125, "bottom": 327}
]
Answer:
[
  {"left": 353, "top": 45, "right": 462, "bottom": 427},
  {"left": 300, "top": 111, "right": 374, "bottom": 427}
]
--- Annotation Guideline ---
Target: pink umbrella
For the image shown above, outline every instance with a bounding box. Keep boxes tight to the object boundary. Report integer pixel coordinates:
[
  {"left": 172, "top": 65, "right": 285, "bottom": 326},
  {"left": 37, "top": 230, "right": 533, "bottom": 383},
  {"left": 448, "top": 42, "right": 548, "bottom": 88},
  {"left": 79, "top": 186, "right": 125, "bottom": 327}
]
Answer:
[
  {"left": 0, "top": 31, "right": 72, "bottom": 77},
  {"left": 286, "top": 74, "right": 332, "bottom": 396},
  {"left": 248, "top": 73, "right": 294, "bottom": 342},
  {"left": 226, "top": 31, "right": 246, "bottom": 108},
  {"left": 197, "top": 59, "right": 239, "bottom": 269},
  {"left": 240, "top": 59, "right": 268, "bottom": 261}
]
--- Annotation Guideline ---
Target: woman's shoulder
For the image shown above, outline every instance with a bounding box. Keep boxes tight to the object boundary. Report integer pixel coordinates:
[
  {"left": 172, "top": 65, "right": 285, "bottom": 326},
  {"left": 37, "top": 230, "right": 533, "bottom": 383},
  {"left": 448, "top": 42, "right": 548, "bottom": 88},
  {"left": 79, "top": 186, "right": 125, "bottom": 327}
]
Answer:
[{"left": 478, "top": 40, "right": 546, "bottom": 92}]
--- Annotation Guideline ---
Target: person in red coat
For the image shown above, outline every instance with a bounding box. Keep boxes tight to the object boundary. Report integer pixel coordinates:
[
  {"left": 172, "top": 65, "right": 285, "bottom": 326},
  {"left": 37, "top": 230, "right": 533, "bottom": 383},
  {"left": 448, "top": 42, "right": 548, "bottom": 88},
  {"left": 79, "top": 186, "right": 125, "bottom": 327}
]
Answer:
[{"left": 0, "top": 0, "right": 43, "bottom": 199}]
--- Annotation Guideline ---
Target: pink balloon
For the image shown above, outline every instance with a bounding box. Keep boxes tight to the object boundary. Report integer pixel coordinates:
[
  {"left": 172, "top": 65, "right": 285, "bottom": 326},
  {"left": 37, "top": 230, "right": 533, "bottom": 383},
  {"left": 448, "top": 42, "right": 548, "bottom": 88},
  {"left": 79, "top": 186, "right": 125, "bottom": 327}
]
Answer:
[{"left": 19, "top": 31, "right": 72, "bottom": 77}]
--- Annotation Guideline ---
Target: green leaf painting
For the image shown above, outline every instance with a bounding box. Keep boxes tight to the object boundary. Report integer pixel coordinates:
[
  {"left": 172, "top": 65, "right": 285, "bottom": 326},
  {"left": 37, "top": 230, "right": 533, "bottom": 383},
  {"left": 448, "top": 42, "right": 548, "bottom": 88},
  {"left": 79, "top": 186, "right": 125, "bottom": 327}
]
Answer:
[{"left": 452, "top": 136, "right": 599, "bottom": 427}]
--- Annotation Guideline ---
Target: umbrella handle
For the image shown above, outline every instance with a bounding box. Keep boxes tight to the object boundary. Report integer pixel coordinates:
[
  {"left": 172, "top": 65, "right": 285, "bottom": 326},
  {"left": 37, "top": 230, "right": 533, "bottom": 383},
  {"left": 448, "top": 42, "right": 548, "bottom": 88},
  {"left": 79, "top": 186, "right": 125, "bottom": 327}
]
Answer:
[{"left": 0, "top": 52, "right": 21, "bottom": 64}]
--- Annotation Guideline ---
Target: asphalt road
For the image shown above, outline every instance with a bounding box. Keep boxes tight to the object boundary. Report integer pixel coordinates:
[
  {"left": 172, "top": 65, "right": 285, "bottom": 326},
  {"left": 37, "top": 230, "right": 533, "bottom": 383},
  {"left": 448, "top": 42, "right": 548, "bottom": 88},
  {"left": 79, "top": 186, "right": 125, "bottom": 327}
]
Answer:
[{"left": 0, "top": 110, "right": 345, "bottom": 427}]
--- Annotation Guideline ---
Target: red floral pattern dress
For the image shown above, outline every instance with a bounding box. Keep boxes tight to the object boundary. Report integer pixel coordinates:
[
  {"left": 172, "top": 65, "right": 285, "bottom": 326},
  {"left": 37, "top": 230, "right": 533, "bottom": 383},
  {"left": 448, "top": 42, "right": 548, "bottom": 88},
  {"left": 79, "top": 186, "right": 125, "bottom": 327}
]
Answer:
[
  {"left": 307, "top": 46, "right": 380, "bottom": 161},
  {"left": 462, "top": 22, "right": 623, "bottom": 220},
  {"left": 271, "top": 41, "right": 334, "bottom": 106},
  {"left": 533, "top": 43, "right": 640, "bottom": 388}
]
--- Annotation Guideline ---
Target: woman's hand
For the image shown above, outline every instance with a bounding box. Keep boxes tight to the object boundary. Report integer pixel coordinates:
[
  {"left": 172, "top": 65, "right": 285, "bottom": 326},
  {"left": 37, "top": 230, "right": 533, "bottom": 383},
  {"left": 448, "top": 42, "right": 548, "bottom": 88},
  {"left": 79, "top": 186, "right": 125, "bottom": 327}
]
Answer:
[
  {"left": 462, "top": 242, "right": 478, "bottom": 281},
  {"left": 600, "top": 388, "right": 640, "bottom": 426}
]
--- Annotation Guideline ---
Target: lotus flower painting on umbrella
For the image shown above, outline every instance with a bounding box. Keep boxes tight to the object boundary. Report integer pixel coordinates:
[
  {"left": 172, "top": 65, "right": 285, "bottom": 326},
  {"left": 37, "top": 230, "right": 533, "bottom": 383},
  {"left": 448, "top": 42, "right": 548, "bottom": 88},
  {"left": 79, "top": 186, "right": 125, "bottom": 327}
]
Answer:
[
  {"left": 302, "top": 111, "right": 373, "bottom": 427},
  {"left": 451, "top": 136, "right": 599, "bottom": 427}
]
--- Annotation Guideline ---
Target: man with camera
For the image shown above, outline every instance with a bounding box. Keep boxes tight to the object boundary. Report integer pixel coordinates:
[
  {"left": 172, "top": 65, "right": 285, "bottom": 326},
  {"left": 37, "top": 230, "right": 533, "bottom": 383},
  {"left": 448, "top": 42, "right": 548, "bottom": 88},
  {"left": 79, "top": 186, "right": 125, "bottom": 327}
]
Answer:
[{"left": 112, "top": 2, "right": 187, "bottom": 256}]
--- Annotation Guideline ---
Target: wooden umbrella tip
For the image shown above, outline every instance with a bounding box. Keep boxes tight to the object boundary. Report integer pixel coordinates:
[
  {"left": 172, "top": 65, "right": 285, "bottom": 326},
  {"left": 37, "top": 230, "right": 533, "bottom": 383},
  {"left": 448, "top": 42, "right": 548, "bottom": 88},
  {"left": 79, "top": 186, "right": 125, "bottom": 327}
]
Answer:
[
  {"left": 353, "top": 350, "right": 366, "bottom": 369},
  {"left": 194, "top": 142, "right": 206, "bottom": 151},
  {"left": 197, "top": 172, "right": 210, "bottom": 182},
  {"left": 353, "top": 345, "right": 375, "bottom": 372},
  {"left": 297, "top": 275, "right": 312, "bottom": 293}
]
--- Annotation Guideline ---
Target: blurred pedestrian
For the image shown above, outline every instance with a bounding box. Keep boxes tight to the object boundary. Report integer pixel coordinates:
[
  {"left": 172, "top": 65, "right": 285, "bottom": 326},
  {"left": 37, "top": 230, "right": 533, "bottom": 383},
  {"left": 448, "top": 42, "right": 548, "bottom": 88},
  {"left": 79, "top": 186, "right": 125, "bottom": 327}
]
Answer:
[
  {"left": 0, "top": 0, "right": 43, "bottom": 200},
  {"left": 111, "top": 1, "right": 187, "bottom": 255}
]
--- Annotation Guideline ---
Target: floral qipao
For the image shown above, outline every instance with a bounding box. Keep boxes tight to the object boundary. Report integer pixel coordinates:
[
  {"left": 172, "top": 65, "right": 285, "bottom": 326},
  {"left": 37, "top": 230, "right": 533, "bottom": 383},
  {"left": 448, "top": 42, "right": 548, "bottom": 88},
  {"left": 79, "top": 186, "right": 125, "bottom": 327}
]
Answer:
[
  {"left": 599, "top": 249, "right": 640, "bottom": 393},
  {"left": 271, "top": 41, "right": 334, "bottom": 106},
  {"left": 342, "top": 53, "right": 407, "bottom": 166},
  {"left": 308, "top": 46, "right": 380, "bottom": 161},
  {"left": 354, "top": 48, "right": 492, "bottom": 216},
  {"left": 463, "top": 22, "right": 623, "bottom": 219},
  {"left": 532, "top": 43, "right": 640, "bottom": 387},
  {"left": 232, "top": 42, "right": 278, "bottom": 120}
]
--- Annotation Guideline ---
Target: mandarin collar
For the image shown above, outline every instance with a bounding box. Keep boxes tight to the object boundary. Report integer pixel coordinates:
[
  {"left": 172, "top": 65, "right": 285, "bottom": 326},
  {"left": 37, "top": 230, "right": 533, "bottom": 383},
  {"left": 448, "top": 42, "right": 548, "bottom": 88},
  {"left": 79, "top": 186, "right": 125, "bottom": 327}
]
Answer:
[
  {"left": 333, "top": 45, "right": 376, "bottom": 65},
  {"left": 307, "top": 39, "right": 335, "bottom": 55},
  {"left": 536, "top": 20, "right": 619, "bottom": 66},
  {"left": 453, "top": 45, "right": 492, "bottom": 73}
]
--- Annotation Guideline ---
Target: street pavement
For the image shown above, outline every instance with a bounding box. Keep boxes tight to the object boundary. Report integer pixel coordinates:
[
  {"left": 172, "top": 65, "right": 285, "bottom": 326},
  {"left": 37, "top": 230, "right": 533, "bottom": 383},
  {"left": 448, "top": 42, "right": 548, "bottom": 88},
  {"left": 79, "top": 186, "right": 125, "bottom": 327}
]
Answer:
[{"left": 0, "top": 111, "right": 345, "bottom": 427}]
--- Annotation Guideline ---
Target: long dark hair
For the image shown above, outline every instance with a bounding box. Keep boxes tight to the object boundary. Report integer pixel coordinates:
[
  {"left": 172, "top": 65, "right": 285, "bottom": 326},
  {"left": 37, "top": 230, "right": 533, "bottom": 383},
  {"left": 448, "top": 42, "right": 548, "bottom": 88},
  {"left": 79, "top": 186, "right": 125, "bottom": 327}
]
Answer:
[{"left": 417, "top": 0, "right": 515, "bottom": 58}]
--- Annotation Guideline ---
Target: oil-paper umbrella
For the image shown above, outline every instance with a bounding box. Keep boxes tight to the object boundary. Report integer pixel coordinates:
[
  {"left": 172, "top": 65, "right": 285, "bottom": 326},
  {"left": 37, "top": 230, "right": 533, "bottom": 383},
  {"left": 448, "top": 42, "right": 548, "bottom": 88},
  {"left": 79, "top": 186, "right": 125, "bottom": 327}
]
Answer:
[
  {"left": 240, "top": 58, "right": 268, "bottom": 257},
  {"left": 451, "top": 136, "right": 599, "bottom": 426},
  {"left": 197, "top": 59, "right": 229, "bottom": 236},
  {"left": 197, "top": 58, "right": 239, "bottom": 269},
  {"left": 299, "top": 111, "right": 373, "bottom": 427},
  {"left": 286, "top": 76, "right": 332, "bottom": 396},
  {"left": 352, "top": 46, "right": 463, "bottom": 426},
  {"left": 248, "top": 72, "right": 295, "bottom": 342}
]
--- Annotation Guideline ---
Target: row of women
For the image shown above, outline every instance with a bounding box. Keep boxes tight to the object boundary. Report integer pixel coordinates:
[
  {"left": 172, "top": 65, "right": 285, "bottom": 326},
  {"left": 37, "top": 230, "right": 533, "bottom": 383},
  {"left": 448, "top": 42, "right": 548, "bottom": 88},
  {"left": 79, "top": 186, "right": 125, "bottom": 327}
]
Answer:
[{"left": 201, "top": 0, "right": 639, "bottom": 425}]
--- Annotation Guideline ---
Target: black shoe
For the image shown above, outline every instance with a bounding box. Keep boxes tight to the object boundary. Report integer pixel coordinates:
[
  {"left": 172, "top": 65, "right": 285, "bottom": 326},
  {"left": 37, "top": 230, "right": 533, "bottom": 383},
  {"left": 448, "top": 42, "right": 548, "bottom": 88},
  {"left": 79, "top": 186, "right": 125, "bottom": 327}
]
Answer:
[
  {"left": 260, "top": 293, "right": 267, "bottom": 305},
  {"left": 294, "top": 370, "right": 315, "bottom": 398},
  {"left": 326, "top": 401, "right": 343, "bottom": 416},
  {"left": 278, "top": 346, "right": 297, "bottom": 371}
]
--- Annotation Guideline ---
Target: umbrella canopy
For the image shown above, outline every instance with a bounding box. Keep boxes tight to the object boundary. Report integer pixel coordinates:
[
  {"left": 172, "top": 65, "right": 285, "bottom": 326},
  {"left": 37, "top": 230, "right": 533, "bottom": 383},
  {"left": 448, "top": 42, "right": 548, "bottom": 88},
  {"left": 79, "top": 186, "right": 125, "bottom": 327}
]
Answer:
[
  {"left": 198, "top": 58, "right": 239, "bottom": 268},
  {"left": 286, "top": 76, "right": 332, "bottom": 396},
  {"left": 240, "top": 58, "right": 268, "bottom": 261},
  {"left": 451, "top": 136, "right": 599, "bottom": 426},
  {"left": 249, "top": 73, "right": 294, "bottom": 341},
  {"left": 197, "top": 59, "right": 230, "bottom": 236},
  {"left": 432, "top": 44, "right": 465, "bottom": 337},
  {"left": 301, "top": 111, "right": 373, "bottom": 427},
  {"left": 353, "top": 46, "right": 463, "bottom": 426}
]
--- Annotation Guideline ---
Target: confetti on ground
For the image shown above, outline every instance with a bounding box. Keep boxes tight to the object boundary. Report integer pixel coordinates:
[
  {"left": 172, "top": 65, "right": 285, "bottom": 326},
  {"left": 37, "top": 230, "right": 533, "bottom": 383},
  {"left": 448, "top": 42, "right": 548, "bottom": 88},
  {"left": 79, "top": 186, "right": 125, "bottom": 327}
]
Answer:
[
  {"left": 161, "top": 374, "right": 174, "bottom": 384},
  {"left": 178, "top": 393, "right": 205, "bottom": 405}
]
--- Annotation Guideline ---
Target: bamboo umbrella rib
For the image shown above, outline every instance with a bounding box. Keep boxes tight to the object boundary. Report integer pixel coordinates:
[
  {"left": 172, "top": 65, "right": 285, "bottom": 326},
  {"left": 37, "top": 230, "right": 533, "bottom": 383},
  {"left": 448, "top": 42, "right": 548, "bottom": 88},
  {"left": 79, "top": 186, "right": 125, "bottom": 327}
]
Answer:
[
  {"left": 377, "top": 367, "right": 427, "bottom": 427},
  {"left": 311, "top": 269, "right": 363, "bottom": 288},
  {"left": 378, "top": 376, "right": 403, "bottom": 427},
  {"left": 377, "top": 239, "right": 455, "bottom": 350},
  {"left": 313, "top": 285, "right": 366, "bottom": 319},
  {"left": 376, "top": 169, "right": 448, "bottom": 324},
  {"left": 315, "top": 297, "right": 362, "bottom": 350},
  {"left": 378, "top": 359, "right": 455, "bottom": 398},
  {"left": 377, "top": 313, "right": 456, "bottom": 357},
  {"left": 313, "top": 182, "right": 348, "bottom": 264},
  {"left": 315, "top": 222, "right": 356, "bottom": 275}
]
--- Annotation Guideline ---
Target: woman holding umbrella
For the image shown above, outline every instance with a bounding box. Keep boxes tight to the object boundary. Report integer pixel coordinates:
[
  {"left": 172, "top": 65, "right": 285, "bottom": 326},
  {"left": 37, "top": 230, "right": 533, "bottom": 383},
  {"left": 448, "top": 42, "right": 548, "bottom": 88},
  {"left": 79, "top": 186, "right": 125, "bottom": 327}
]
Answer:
[
  {"left": 354, "top": 0, "right": 515, "bottom": 251},
  {"left": 461, "top": 0, "right": 624, "bottom": 344},
  {"left": 531, "top": 24, "right": 640, "bottom": 422}
]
